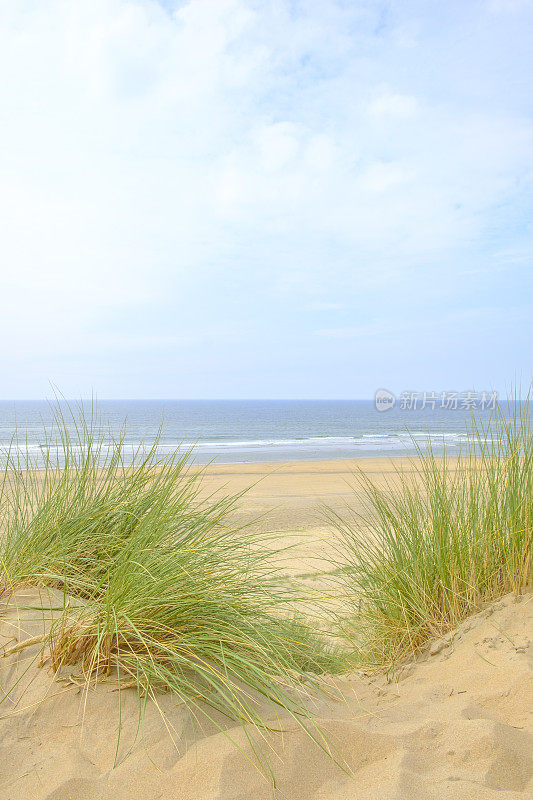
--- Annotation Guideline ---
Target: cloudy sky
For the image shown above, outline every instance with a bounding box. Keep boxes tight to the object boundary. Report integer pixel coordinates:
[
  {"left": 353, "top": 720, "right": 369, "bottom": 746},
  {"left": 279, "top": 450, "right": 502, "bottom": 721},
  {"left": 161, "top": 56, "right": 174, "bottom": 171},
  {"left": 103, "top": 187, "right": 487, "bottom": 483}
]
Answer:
[{"left": 1, "top": 0, "right": 531, "bottom": 398}]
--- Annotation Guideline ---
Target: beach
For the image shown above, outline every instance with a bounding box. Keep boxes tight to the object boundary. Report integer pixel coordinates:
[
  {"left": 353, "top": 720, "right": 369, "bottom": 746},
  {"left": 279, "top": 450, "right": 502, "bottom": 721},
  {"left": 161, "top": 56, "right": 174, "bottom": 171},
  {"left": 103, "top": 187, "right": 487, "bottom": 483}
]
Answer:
[
  {"left": 198, "top": 457, "right": 425, "bottom": 577},
  {"left": 2, "top": 0, "right": 530, "bottom": 795},
  {"left": 198, "top": 457, "right": 412, "bottom": 526},
  {"left": 1, "top": 456, "right": 531, "bottom": 800}
]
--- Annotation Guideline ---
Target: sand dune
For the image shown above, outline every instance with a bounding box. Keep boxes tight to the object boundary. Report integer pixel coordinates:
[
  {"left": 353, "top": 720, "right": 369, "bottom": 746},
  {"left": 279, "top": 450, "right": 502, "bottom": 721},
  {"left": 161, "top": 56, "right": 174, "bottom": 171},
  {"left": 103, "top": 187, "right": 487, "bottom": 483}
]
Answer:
[
  {"left": 1, "top": 586, "right": 531, "bottom": 800},
  {"left": 1, "top": 460, "right": 532, "bottom": 799}
]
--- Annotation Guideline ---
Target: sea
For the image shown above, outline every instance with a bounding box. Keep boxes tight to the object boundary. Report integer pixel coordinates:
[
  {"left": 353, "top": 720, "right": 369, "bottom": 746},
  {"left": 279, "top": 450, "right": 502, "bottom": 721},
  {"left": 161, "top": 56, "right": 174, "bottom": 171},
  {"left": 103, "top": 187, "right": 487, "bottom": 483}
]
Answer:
[{"left": 0, "top": 398, "right": 499, "bottom": 466}]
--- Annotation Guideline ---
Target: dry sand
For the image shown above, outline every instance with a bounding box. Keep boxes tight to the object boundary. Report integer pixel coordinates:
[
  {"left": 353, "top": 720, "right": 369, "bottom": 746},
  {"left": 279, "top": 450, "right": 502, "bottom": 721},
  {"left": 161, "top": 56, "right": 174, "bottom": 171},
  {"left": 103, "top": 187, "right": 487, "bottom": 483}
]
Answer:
[
  {"left": 1, "top": 458, "right": 532, "bottom": 800},
  {"left": 196, "top": 457, "right": 433, "bottom": 577}
]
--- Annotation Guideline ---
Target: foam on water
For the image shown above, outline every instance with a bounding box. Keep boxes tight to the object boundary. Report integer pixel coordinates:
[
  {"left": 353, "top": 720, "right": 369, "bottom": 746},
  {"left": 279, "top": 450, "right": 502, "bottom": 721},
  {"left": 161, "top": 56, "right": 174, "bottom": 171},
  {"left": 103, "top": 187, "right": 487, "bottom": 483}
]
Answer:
[{"left": 0, "top": 399, "right": 494, "bottom": 465}]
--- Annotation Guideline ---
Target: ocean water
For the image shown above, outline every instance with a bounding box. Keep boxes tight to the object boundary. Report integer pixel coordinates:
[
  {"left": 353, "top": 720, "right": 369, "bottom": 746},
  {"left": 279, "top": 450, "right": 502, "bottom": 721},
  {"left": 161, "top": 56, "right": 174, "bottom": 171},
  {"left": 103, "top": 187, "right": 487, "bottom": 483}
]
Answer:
[{"left": 0, "top": 399, "right": 498, "bottom": 466}]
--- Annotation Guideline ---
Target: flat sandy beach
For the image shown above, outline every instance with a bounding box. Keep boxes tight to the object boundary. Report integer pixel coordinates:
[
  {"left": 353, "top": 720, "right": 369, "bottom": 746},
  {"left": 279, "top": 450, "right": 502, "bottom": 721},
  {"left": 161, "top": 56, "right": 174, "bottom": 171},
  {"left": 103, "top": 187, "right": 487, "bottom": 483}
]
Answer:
[
  {"left": 198, "top": 457, "right": 409, "bottom": 530},
  {"left": 1, "top": 457, "right": 532, "bottom": 800},
  {"left": 200, "top": 455, "right": 418, "bottom": 535},
  {"left": 197, "top": 457, "right": 451, "bottom": 577}
]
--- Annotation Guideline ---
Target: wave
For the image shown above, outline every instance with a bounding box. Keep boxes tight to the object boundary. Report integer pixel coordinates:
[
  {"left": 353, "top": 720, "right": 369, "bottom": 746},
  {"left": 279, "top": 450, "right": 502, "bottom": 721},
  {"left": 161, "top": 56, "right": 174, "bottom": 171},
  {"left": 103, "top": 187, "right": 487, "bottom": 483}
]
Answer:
[{"left": 0, "top": 431, "right": 477, "bottom": 457}]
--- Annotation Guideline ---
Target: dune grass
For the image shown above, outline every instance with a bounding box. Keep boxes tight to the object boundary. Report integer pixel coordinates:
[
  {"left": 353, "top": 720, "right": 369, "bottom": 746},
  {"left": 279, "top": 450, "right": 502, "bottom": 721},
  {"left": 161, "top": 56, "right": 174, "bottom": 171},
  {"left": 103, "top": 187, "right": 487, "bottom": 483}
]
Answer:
[
  {"left": 2, "top": 394, "right": 531, "bottom": 773},
  {"left": 331, "top": 396, "right": 532, "bottom": 671},
  {"left": 0, "top": 402, "right": 342, "bottom": 775}
]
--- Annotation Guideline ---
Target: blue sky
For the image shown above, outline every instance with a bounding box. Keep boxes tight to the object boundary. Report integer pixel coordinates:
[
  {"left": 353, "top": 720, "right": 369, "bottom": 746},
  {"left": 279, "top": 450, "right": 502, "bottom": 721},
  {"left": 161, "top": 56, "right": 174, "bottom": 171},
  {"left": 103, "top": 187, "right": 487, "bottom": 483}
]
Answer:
[{"left": 0, "top": 0, "right": 531, "bottom": 398}]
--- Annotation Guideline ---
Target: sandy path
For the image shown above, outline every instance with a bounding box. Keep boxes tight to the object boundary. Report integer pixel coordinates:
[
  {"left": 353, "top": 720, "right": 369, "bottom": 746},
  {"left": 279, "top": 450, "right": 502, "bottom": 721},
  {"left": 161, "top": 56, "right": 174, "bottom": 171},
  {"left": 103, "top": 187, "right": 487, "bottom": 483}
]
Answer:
[{"left": 194, "top": 458, "right": 418, "bottom": 575}]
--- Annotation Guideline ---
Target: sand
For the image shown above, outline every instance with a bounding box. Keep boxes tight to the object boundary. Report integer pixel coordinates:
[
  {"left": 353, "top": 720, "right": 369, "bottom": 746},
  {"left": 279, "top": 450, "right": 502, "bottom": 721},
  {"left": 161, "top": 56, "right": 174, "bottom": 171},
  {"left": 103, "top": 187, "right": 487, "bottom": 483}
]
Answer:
[
  {"left": 1, "top": 458, "right": 532, "bottom": 800},
  {"left": 196, "top": 457, "right": 437, "bottom": 577}
]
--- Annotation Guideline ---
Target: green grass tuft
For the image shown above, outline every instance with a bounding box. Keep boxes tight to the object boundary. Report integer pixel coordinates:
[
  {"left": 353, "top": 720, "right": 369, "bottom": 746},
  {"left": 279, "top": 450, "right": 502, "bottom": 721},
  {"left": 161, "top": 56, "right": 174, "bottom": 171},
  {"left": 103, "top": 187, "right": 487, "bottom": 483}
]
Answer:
[
  {"left": 0, "top": 401, "right": 343, "bottom": 776},
  {"left": 331, "top": 395, "right": 532, "bottom": 672}
]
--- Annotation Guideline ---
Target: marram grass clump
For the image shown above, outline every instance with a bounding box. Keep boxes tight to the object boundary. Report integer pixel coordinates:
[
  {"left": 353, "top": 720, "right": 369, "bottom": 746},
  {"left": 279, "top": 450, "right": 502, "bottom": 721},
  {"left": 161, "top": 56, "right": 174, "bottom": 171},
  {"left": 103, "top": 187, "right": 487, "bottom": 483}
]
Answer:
[
  {"left": 332, "top": 397, "right": 532, "bottom": 672},
  {"left": 0, "top": 402, "right": 343, "bottom": 775}
]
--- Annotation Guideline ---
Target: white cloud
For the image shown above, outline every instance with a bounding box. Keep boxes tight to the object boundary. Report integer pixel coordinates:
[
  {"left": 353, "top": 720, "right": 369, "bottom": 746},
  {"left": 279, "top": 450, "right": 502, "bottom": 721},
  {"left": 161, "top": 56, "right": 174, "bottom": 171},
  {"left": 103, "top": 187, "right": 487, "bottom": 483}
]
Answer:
[
  {"left": 357, "top": 161, "right": 415, "bottom": 194},
  {"left": 0, "top": 0, "right": 531, "bottom": 396},
  {"left": 367, "top": 91, "right": 419, "bottom": 118}
]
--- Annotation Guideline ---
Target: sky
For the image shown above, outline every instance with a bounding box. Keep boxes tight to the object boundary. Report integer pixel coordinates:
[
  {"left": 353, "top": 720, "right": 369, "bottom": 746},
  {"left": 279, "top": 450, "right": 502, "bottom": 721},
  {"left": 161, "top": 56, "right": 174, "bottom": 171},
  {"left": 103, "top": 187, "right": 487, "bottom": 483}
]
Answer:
[{"left": 0, "top": 0, "right": 532, "bottom": 399}]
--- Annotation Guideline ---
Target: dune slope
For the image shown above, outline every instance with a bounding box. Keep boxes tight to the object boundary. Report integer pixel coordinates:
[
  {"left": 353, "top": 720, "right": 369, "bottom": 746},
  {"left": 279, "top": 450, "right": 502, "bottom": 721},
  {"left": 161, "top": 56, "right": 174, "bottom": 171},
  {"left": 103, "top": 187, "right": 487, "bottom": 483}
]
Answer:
[{"left": 1, "top": 588, "right": 532, "bottom": 800}]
